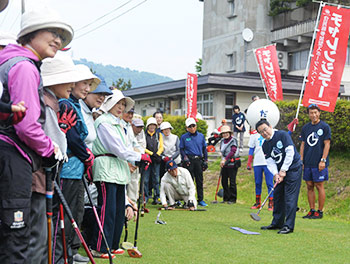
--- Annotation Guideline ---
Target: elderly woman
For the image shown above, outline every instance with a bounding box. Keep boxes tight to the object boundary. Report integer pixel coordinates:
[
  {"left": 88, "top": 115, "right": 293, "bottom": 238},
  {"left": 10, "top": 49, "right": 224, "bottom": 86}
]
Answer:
[
  {"left": 90, "top": 90, "right": 151, "bottom": 258},
  {"left": 0, "top": 7, "right": 72, "bottom": 264},
  {"left": 219, "top": 125, "right": 240, "bottom": 204}
]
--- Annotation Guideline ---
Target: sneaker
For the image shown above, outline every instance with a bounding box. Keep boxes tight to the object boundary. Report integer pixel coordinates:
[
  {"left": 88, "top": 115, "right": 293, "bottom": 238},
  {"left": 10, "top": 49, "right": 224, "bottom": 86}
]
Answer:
[
  {"left": 311, "top": 210, "right": 323, "bottom": 219},
  {"left": 302, "top": 209, "right": 316, "bottom": 219},
  {"left": 111, "top": 248, "right": 125, "bottom": 255},
  {"left": 198, "top": 200, "right": 208, "bottom": 207},
  {"left": 91, "top": 249, "right": 116, "bottom": 259},
  {"left": 250, "top": 203, "right": 261, "bottom": 209},
  {"left": 73, "top": 253, "right": 89, "bottom": 263}
]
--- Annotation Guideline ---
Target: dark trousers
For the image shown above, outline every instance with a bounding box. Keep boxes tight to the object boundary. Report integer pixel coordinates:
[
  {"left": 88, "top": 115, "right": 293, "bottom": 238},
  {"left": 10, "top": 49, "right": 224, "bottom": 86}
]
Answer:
[
  {"left": 187, "top": 158, "right": 204, "bottom": 201},
  {"left": 0, "top": 141, "right": 32, "bottom": 264},
  {"left": 143, "top": 163, "right": 160, "bottom": 201},
  {"left": 52, "top": 178, "right": 85, "bottom": 264},
  {"left": 271, "top": 165, "right": 302, "bottom": 230},
  {"left": 91, "top": 182, "right": 125, "bottom": 253},
  {"left": 221, "top": 166, "right": 238, "bottom": 202}
]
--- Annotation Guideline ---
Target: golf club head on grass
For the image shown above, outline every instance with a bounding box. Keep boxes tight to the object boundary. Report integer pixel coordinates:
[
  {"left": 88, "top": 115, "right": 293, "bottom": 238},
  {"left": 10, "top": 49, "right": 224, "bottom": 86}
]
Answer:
[
  {"left": 211, "top": 200, "right": 218, "bottom": 204},
  {"left": 250, "top": 212, "right": 261, "bottom": 221},
  {"left": 121, "top": 241, "right": 134, "bottom": 250},
  {"left": 128, "top": 247, "right": 142, "bottom": 258}
]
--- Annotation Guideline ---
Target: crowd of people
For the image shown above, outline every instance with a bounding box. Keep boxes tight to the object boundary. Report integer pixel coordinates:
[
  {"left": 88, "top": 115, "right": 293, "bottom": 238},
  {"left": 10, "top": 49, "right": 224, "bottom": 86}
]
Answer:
[{"left": 0, "top": 5, "right": 332, "bottom": 264}]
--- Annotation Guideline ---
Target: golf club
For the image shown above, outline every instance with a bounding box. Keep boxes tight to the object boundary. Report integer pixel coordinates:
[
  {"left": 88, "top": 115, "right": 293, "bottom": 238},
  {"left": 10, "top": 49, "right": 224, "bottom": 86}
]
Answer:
[
  {"left": 211, "top": 172, "right": 222, "bottom": 204},
  {"left": 159, "top": 207, "right": 207, "bottom": 211},
  {"left": 82, "top": 177, "right": 114, "bottom": 264},
  {"left": 128, "top": 161, "right": 149, "bottom": 258},
  {"left": 121, "top": 218, "right": 133, "bottom": 250},
  {"left": 45, "top": 166, "right": 56, "bottom": 264},
  {"left": 53, "top": 181, "right": 96, "bottom": 264},
  {"left": 250, "top": 182, "right": 277, "bottom": 221}
]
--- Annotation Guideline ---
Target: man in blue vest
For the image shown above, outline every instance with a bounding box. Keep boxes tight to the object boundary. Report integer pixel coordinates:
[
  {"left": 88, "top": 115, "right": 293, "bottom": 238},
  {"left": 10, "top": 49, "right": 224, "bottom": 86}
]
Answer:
[{"left": 180, "top": 117, "right": 208, "bottom": 207}]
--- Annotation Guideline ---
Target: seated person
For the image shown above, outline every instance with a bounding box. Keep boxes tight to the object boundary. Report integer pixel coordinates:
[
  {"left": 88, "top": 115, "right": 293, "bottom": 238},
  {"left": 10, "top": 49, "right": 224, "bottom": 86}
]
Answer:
[{"left": 160, "top": 160, "right": 197, "bottom": 210}]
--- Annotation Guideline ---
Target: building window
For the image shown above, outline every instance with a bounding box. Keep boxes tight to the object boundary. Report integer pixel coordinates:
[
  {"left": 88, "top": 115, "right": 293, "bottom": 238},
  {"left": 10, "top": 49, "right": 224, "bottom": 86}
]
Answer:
[
  {"left": 227, "top": 0, "right": 236, "bottom": 18},
  {"left": 290, "top": 50, "right": 308, "bottom": 71},
  {"left": 197, "top": 93, "right": 213, "bottom": 116},
  {"left": 226, "top": 52, "right": 236, "bottom": 72},
  {"left": 225, "top": 93, "right": 235, "bottom": 120},
  {"left": 346, "top": 47, "right": 350, "bottom": 65},
  {"left": 142, "top": 109, "right": 146, "bottom": 117}
]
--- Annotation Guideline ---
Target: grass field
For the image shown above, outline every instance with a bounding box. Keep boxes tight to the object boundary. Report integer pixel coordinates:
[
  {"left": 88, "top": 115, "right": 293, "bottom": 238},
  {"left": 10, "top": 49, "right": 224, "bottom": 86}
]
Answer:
[{"left": 82, "top": 153, "right": 350, "bottom": 263}]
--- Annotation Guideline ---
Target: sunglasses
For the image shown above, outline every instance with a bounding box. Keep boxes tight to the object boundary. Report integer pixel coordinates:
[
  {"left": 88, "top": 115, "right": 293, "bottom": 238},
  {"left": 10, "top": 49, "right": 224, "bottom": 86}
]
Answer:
[
  {"left": 46, "top": 29, "right": 66, "bottom": 43},
  {"left": 188, "top": 124, "right": 196, "bottom": 128}
]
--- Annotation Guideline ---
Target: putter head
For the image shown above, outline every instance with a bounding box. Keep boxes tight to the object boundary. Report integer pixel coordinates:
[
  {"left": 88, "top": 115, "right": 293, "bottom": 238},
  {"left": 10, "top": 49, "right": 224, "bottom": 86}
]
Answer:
[
  {"left": 121, "top": 241, "right": 134, "bottom": 250},
  {"left": 128, "top": 247, "right": 142, "bottom": 258},
  {"left": 250, "top": 213, "right": 261, "bottom": 221},
  {"left": 211, "top": 200, "right": 218, "bottom": 204}
]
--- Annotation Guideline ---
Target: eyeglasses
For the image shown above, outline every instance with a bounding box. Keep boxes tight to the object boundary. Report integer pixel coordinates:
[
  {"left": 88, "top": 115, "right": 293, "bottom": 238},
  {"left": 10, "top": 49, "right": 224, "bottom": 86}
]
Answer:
[
  {"left": 258, "top": 126, "right": 269, "bottom": 134},
  {"left": 46, "top": 29, "right": 66, "bottom": 43},
  {"left": 188, "top": 124, "right": 196, "bottom": 128}
]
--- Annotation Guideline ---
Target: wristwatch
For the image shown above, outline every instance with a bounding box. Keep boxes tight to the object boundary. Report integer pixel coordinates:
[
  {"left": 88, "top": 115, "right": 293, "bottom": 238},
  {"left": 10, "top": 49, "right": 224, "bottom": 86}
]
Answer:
[{"left": 320, "top": 158, "right": 327, "bottom": 163}]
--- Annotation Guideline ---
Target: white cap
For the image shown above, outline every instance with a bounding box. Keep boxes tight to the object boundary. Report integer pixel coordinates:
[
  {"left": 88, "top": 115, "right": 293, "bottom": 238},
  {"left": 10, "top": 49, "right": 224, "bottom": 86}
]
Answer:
[
  {"left": 17, "top": 6, "right": 73, "bottom": 48},
  {"left": 100, "top": 89, "right": 134, "bottom": 114},
  {"left": 74, "top": 64, "right": 101, "bottom": 92},
  {"left": 0, "top": 31, "right": 17, "bottom": 46},
  {"left": 146, "top": 117, "right": 157, "bottom": 128},
  {"left": 185, "top": 117, "right": 196, "bottom": 127},
  {"left": 41, "top": 52, "right": 81, "bottom": 86},
  {"left": 160, "top": 121, "right": 173, "bottom": 131}
]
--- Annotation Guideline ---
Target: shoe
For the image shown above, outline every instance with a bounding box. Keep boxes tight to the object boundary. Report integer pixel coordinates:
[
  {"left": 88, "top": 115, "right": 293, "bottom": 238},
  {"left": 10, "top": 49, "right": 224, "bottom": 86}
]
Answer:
[
  {"left": 220, "top": 201, "right": 226, "bottom": 204},
  {"left": 311, "top": 210, "right": 323, "bottom": 219},
  {"left": 251, "top": 195, "right": 261, "bottom": 209},
  {"left": 91, "top": 249, "right": 116, "bottom": 259},
  {"left": 261, "top": 224, "right": 281, "bottom": 230},
  {"left": 277, "top": 226, "right": 293, "bottom": 234},
  {"left": 268, "top": 197, "right": 273, "bottom": 211},
  {"left": 73, "top": 253, "right": 90, "bottom": 263},
  {"left": 111, "top": 248, "right": 125, "bottom": 255},
  {"left": 152, "top": 200, "right": 161, "bottom": 205},
  {"left": 227, "top": 201, "right": 236, "bottom": 204},
  {"left": 198, "top": 200, "right": 208, "bottom": 207},
  {"left": 250, "top": 203, "right": 261, "bottom": 209},
  {"left": 302, "top": 209, "right": 316, "bottom": 219}
]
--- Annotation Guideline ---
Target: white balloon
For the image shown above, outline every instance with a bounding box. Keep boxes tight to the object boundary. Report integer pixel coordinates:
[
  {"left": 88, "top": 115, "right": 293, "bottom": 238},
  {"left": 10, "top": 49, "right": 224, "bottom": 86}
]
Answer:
[{"left": 246, "top": 99, "right": 280, "bottom": 129}]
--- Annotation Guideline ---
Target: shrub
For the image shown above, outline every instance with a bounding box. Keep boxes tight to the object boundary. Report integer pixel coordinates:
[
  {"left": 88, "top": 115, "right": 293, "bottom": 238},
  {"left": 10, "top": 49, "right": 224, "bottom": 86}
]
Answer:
[
  {"left": 275, "top": 99, "right": 350, "bottom": 152},
  {"left": 142, "top": 115, "right": 208, "bottom": 139}
]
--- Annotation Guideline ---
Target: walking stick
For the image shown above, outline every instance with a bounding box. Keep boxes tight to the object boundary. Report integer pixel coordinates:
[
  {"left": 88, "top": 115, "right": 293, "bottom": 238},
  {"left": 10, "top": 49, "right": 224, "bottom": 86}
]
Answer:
[
  {"left": 128, "top": 162, "right": 149, "bottom": 258},
  {"left": 82, "top": 177, "right": 114, "bottom": 264},
  {"left": 212, "top": 172, "right": 222, "bottom": 204},
  {"left": 53, "top": 181, "right": 96, "bottom": 264}
]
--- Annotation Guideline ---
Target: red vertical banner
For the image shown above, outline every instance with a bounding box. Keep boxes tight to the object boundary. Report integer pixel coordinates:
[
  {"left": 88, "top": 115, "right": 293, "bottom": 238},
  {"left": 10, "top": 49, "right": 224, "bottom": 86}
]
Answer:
[
  {"left": 186, "top": 73, "right": 198, "bottom": 119},
  {"left": 303, "top": 5, "right": 350, "bottom": 112},
  {"left": 254, "top": 45, "right": 283, "bottom": 102}
]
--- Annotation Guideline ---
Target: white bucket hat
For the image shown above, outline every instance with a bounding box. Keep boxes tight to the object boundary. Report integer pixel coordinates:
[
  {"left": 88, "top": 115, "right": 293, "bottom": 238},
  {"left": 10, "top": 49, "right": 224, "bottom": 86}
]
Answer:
[
  {"left": 146, "top": 117, "right": 157, "bottom": 128},
  {"left": 74, "top": 64, "right": 101, "bottom": 93},
  {"left": 17, "top": 6, "right": 73, "bottom": 48},
  {"left": 185, "top": 117, "right": 196, "bottom": 127},
  {"left": 100, "top": 89, "right": 134, "bottom": 114},
  {"left": 0, "top": 31, "right": 17, "bottom": 46},
  {"left": 160, "top": 121, "right": 173, "bottom": 131},
  {"left": 41, "top": 52, "right": 81, "bottom": 86}
]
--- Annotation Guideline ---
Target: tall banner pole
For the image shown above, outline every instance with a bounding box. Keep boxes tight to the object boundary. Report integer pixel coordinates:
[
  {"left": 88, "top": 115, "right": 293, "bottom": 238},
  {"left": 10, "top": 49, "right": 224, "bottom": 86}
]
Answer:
[
  {"left": 253, "top": 47, "right": 269, "bottom": 100},
  {"left": 185, "top": 75, "right": 188, "bottom": 117},
  {"left": 295, "top": 1, "right": 325, "bottom": 120}
]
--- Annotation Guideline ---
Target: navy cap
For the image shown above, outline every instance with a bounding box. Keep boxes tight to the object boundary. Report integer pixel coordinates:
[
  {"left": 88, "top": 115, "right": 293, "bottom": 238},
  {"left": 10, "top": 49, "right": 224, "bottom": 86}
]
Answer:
[
  {"left": 166, "top": 160, "right": 178, "bottom": 170},
  {"left": 91, "top": 74, "right": 112, "bottom": 95}
]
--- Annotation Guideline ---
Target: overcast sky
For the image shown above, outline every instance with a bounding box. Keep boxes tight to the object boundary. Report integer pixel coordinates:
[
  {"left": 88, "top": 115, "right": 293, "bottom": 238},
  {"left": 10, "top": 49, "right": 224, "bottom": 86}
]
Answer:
[{"left": 0, "top": 0, "right": 204, "bottom": 80}]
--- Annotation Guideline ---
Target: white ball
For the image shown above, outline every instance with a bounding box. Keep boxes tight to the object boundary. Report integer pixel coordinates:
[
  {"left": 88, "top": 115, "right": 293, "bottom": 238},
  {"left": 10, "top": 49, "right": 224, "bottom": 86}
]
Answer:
[{"left": 246, "top": 99, "right": 280, "bottom": 129}]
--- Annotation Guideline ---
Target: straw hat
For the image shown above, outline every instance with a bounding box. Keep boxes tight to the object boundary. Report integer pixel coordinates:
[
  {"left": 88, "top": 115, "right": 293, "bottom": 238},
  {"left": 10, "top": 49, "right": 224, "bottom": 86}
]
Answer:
[
  {"left": 220, "top": 125, "right": 232, "bottom": 134},
  {"left": 17, "top": 7, "right": 73, "bottom": 48},
  {"left": 74, "top": 64, "right": 100, "bottom": 92},
  {"left": 99, "top": 89, "right": 134, "bottom": 114},
  {"left": 160, "top": 121, "right": 173, "bottom": 131},
  {"left": 41, "top": 52, "right": 81, "bottom": 86},
  {"left": 146, "top": 117, "right": 157, "bottom": 128}
]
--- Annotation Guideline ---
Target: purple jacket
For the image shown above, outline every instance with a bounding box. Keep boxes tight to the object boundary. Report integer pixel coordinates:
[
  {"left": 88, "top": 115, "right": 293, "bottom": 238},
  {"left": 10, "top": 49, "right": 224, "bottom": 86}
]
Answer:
[{"left": 0, "top": 44, "right": 54, "bottom": 162}]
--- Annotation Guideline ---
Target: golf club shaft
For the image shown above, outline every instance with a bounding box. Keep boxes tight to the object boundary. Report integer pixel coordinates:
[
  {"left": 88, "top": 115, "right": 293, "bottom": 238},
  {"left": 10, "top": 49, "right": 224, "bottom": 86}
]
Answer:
[
  {"left": 59, "top": 203, "right": 68, "bottom": 264},
  {"left": 45, "top": 169, "right": 54, "bottom": 264},
  {"left": 256, "top": 182, "right": 277, "bottom": 215},
  {"left": 82, "top": 177, "right": 114, "bottom": 264},
  {"left": 124, "top": 218, "right": 128, "bottom": 242},
  {"left": 214, "top": 173, "right": 221, "bottom": 201},
  {"left": 54, "top": 181, "right": 96, "bottom": 264}
]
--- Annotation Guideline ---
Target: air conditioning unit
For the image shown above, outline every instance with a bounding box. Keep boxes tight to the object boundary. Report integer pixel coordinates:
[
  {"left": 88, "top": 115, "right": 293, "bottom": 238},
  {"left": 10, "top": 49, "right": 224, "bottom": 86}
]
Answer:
[
  {"left": 277, "top": 51, "right": 288, "bottom": 71},
  {"left": 174, "top": 109, "right": 182, "bottom": 116}
]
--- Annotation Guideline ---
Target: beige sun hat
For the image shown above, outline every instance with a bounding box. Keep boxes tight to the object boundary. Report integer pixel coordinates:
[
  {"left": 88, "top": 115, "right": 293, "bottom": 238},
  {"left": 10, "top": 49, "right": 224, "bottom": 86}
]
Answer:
[
  {"left": 74, "top": 64, "right": 101, "bottom": 92},
  {"left": 160, "top": 121, "right": 173, "bottom": 131},
  {"left": 0, "top": 31, "right": 17, "bottom": 46},
  {"left": 41, "top": 52, "right": 81, "bottom": 86},
  {"left": 99, "top": 89, "right": 134, "bottom": 114},
  {"left": 220, "top": 125, "right": 233, "bottom": 134},
  {"left": 146, "top": 117, "right": 157, "bottom": 128},
  {"left": 17, "top": 6, "right": 73, "bottom": 48}
]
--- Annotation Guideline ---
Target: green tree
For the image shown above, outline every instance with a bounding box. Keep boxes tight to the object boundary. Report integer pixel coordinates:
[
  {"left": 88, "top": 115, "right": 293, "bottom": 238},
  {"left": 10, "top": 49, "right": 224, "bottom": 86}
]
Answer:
[
  {"left": 269, "top": 0, "right": 293, "bottom": 16},
  {"left": 112, "top": 78, "right": 132, "bottom": 91},
  {"left": 195, "top": 58, "right": 202, "bottom": 76}
]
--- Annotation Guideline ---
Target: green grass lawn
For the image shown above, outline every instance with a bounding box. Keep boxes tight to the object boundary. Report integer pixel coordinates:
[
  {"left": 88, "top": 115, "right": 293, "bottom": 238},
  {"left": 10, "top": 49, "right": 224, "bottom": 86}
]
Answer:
[{"left": 82, "top": 153, "right": 350, "bottom": 263}]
